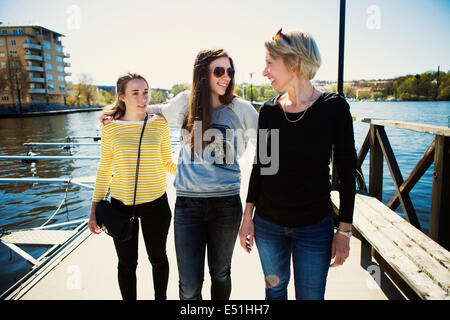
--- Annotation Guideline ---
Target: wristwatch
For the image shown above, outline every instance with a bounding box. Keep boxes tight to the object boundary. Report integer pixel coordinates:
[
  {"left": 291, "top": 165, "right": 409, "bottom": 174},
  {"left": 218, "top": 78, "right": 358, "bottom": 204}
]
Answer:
[{"left": 336, "top": 228, "right": 352, "bottom": 238}]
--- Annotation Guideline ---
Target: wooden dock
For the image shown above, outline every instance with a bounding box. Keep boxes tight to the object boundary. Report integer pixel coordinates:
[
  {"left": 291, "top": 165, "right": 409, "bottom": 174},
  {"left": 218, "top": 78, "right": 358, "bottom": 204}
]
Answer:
[
  {"left": 2, "top": 117, "right": 449, "bottom": 300},
  {"left": 4, "top": 150, "right": 402, "bottom": 300}
]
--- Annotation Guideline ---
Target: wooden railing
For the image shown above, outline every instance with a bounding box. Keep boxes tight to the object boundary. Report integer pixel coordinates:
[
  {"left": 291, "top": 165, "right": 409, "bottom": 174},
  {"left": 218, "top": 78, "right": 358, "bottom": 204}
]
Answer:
[{"left": 332, "top": 117, "right": 450, "bottom": 251}]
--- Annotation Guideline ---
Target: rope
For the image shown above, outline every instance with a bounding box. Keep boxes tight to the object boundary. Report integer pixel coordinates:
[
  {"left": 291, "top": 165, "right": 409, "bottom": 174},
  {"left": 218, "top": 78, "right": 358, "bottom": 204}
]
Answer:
[{"left": 39, "top": 178, "right": 71, "bottom": 228}]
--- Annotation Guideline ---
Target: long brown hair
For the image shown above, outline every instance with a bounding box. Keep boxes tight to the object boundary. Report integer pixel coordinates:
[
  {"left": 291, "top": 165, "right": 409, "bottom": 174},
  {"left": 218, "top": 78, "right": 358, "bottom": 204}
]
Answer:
[
  {"left": 182, "top": 49, "right": 236, "bottom": 152},
  {"left": 102, "top": 73, "right": 149, "bottom": 120}
]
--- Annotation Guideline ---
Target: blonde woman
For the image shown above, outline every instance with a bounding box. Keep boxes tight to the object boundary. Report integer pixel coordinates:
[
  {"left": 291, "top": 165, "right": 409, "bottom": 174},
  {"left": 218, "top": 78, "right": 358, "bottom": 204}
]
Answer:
[
  {"left": 89, "top": 73, "right": 176, "bottom": 300},
  {"left": 239, "top": 29, "right": 356, "bottom": 300}
]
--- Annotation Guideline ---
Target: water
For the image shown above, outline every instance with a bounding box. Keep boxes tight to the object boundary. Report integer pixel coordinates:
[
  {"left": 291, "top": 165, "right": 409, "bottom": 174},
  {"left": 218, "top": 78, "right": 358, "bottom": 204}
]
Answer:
[
  {"left": 0, "top": 101, "right": 449, "bottom": 294},
  {"left": 351, "top": 101, "right": 449, "bottom": 231}
]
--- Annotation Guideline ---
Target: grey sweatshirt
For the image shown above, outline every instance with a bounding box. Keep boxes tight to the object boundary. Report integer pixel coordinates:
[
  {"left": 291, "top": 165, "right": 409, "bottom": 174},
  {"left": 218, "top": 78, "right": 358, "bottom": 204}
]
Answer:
[{"left": 148, "top": 91, "right": 258, "bottom": 197}]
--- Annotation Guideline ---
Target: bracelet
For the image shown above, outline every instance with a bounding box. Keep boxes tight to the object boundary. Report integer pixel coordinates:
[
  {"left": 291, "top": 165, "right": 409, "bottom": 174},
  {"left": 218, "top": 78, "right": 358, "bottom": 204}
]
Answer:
[{"left": 336, "top": 228, "right": 352, "bottom": 238}]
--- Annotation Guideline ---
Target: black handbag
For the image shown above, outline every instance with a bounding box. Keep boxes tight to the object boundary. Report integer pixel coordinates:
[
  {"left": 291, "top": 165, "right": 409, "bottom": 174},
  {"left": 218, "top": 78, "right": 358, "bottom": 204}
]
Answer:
[{"left": 95, "top": 114, "right": 148, "bottom": 242}]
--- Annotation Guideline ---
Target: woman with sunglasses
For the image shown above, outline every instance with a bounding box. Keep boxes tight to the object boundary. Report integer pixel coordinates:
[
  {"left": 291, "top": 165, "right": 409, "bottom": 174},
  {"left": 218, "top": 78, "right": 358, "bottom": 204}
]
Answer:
[
  {"left": 239, "top": 29, "right": 356, "bottom": 300},
  {"left": 100, "top": 49, "right": 258, "bottom": 300}
]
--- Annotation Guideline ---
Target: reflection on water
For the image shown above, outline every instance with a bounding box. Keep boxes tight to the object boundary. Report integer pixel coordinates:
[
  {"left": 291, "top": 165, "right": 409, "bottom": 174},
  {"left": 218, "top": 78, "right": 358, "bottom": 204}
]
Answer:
[{"left": 0, "top": 101, "right": 449, "bottom": 294}]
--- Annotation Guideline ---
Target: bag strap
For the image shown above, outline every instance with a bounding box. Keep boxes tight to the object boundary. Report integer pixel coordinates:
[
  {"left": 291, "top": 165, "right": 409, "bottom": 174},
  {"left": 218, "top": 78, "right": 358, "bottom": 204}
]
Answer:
[{"left": 131, "top": 113, "right": 149, "bottom": 220}]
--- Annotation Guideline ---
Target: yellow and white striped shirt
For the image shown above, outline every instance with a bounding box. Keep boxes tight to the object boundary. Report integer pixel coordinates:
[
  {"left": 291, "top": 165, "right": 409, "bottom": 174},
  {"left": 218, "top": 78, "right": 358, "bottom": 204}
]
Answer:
[{"left": 92, "top": 115, "right": 176, "bottom": 205}]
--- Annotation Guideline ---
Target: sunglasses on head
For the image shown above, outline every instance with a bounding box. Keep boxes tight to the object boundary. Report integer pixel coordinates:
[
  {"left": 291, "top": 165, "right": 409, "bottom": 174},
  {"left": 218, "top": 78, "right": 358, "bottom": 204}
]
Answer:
[
  {"left": 272, "top": 28, "right": 292, "bottom": 46},
  {"left": 213, "top": 66, "right": 235, "bottom": 78}
]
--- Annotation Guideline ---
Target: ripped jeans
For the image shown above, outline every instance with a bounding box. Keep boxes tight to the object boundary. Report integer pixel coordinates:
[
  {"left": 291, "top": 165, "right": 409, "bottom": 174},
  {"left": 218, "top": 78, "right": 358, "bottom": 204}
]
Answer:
[{"left": 254, "top": 212, "right": 334, "bottom": 300}]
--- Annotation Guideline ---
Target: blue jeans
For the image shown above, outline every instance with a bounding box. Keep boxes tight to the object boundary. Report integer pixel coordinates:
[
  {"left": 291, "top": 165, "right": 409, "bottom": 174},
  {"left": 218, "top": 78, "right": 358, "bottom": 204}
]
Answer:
[
  {"left": 254, "top": 212, "right": 334, "bottom": 300},
  {"left": 174, "top": 195, "right": 242, "bottom": 300}
]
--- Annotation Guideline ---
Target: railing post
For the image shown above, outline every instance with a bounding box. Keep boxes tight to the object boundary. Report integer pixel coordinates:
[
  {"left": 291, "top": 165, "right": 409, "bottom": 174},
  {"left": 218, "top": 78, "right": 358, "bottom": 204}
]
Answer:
[
  {"left": 369, "top": 125, "right": 383, "bottom": 201},
  {"left": 430, "top": 135, "right": 450, "bottom": 250}
]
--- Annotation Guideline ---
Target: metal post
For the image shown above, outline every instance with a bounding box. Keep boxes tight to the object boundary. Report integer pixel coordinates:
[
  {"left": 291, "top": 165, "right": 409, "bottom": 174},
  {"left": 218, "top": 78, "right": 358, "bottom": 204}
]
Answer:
[
  {"left": 437, "top": 65, "right": 440, "bottom": 88},
  {"left": 337, "top": 0, "right": 346, "bottom": 96},
  {"left": 332, "top": 0, "right": 347, "bottom": 191},
  {"left": 250, "top": 73, "right": 254, "bottom": 104}
]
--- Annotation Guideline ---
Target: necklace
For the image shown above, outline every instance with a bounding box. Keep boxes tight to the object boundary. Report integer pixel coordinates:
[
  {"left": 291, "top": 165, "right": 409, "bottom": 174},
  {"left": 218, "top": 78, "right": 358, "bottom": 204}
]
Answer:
[{"left": 281, "top": 87, "right": 316, "bottom": 123}]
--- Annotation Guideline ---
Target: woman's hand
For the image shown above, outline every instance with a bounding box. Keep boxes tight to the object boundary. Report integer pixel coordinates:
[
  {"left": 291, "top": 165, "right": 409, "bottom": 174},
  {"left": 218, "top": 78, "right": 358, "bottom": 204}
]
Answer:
[
  {"left": 98, "top": 113, "right": 113, "bottom": 126},
  {"left": 239, "top": 203, "right": 255, "bottom": 253},
  {"left": 330, "top": 222, "right": 351, "bottom": 267},
  {"left": 88, "top": 202, "right": 102, "bottom": 235}
]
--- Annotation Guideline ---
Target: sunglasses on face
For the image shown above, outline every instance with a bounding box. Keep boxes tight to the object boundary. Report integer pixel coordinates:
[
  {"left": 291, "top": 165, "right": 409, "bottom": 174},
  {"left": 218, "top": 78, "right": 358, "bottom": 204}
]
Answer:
[
  {"left": 213, "top": 66, "right": 235, "bottom": 78},
  {"left": 272, "top": 28, "right": 292, "bottom": 46}
]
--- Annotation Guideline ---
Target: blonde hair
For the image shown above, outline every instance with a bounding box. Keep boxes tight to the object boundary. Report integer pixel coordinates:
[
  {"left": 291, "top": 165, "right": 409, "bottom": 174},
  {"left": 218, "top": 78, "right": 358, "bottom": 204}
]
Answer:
[{"left": 265, "top": 30, "right": 321, "bottom": 80}]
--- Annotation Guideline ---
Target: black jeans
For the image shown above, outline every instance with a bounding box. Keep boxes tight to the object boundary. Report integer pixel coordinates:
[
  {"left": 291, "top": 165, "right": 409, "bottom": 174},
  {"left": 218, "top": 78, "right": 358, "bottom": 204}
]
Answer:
[
  {"left": 111, "top": 193, "right": 171, "bottom": 300},
  {"left": 174, "top": 195, "right": 242, "bottom": 300}
]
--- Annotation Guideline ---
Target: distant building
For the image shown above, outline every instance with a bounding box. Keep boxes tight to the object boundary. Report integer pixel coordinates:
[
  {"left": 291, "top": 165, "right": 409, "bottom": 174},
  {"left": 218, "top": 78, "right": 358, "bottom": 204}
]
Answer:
[
  {"left": 96, "top": 85, "right": 115, "bottom": 95},
  {"left": 0, "top": 24, "right": 72, "bottom": 111}
]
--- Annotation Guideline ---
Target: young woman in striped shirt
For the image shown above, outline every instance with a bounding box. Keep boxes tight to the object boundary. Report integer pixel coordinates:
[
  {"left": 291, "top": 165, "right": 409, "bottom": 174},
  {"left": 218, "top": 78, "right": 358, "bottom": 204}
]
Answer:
[{"left": 88, "top": 73, "right": 176, "bottom": 300}]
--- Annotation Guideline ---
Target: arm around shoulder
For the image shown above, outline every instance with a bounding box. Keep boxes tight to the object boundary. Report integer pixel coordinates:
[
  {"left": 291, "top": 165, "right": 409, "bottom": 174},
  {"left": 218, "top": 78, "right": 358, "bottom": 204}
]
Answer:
[{"left": 147, "top": 90, "right": 190, "bottom": 126}]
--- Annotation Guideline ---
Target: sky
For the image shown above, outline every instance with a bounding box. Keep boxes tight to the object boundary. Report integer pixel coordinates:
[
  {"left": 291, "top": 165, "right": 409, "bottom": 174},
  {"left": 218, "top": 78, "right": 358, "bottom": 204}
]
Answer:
[{"left": 1, "top": 0, "right": 449, "bottom": 89}]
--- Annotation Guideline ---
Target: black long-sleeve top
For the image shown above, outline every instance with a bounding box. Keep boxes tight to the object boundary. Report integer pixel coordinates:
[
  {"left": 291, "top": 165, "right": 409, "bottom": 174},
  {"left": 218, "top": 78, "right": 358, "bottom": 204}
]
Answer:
[{"left": 246, "top": 92, "right": 356, "bottom": 227}]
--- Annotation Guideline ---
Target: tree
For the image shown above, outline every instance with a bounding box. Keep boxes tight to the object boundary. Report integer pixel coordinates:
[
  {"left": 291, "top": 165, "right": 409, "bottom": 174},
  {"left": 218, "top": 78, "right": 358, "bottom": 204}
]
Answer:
[
  {"left": 0, "top": 55, "right": 29, "bottom": 112},
  {"left": 65, "top": 73, "right": 101, "bottom": 106},
  {"left": 393, "top": 80, "right": 398, "bottom": 99},
  {"left": 245, "top": 86, "right": 258, "bottom": 102},
  {"left": 357, "top": 90, "right": 371, "bottom": 100},
  {"left": 371, "top": 92, "right": 384, "bottom": 101},
  {"left": 344, "top": 85, "right": 356, "bottom": 98},
  {"left": 170, "top": 83, "right": 190, "bottom": 97},
  {"left": 78, "top": 73, "right": 97, "bottom": 106},
  {"left": 150, "top": 89, "right": 168, "bottom": 104},
  {"left": 99, "top": 89, "right": 114, "bottom": 104},
  {"left": 397, "top": 78, "right": 415, "bottom": 99},
  {"left": 259, "top": 84, "right": 278, "bottom": 100},
  {"left": 234, "top": 85, "right": 243, "bottom": 98}
]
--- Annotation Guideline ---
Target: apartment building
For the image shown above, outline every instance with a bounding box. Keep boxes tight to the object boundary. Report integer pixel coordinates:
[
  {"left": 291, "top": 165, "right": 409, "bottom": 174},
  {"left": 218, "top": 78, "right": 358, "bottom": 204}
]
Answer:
[{"left": 0, "top": 24, "right": 72, "bottom": 110}]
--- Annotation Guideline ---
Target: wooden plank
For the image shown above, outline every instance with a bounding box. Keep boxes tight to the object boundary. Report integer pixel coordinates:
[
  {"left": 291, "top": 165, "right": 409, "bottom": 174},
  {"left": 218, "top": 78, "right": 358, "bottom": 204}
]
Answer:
[
  {"left": 330, "top": 191, "right": 449, "bottom": 299},
  {"left": 334, "top": 191, "right": 450, "bottom": 270},
  {"left": 430, "top": 136, "right": 450, "bottom": 251},
  {"left": 363, "top": 196, "right": 450, "bottom": 271},
  {"left": 352, "top": 117, "right": 450, "bottom": 137},
  {"left": 356, "top": 130, "right": 370, "bottom": 192},
  {"left": 371, "top": 249, "right": 420, "bottom": 300},
  {"left": 387, "top": 140, "right": 435, "bottom": 210},
  {"left": 375, "top": 126, "right": 421, "bottom": 230},
  {"left": 353, "top": 204, "right": 447, "bottom": 299},
  {"left": 369, "top": 125, "right": 383, "bottom": 201},
  {"left": 355, "top": 196, "right": 450, "bottom": 294},
  {"left": 357, "top": 130, "right": 370, "bottom": 169}
]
